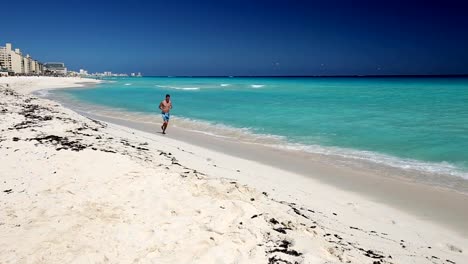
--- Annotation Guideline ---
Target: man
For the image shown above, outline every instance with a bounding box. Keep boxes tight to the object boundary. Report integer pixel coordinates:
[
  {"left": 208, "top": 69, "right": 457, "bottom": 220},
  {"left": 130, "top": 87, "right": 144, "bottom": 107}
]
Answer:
[{"left": 159, "top": 94, "right": 172, "bottom": 134}]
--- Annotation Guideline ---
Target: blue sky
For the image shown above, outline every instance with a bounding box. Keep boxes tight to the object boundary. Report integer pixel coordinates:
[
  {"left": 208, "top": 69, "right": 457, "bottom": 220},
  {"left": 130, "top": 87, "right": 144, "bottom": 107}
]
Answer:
[{"left": 2, "top": 0, "right": 468, "bottom": 75}]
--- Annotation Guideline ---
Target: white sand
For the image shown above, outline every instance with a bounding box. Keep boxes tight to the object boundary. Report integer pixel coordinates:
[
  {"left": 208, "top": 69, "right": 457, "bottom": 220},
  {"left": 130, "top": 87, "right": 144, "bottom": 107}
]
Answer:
[{"left": 0, "top": 77, "right": 466, "bottom": 263}]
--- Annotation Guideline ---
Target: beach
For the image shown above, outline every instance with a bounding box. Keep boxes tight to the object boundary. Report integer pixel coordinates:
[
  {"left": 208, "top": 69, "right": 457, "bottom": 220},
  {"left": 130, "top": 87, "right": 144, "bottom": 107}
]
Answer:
[{"left": 0, "top": 76, "right": 467, "bottom": 263}]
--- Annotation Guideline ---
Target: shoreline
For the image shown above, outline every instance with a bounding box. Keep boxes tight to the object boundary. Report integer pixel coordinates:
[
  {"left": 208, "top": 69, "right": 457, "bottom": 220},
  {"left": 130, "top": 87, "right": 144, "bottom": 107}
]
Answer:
[
  {"left": 42, "top": 84, "right": 468, "bottom": 235},
  {"left": 46, "top": 82, "right": 468, "bottom": 190},
  {"left": 1, "top": 77, "right": 466, "bottom": 263},
  {"left": 67, "top": 105, "right": 468, "bottom": 236}
]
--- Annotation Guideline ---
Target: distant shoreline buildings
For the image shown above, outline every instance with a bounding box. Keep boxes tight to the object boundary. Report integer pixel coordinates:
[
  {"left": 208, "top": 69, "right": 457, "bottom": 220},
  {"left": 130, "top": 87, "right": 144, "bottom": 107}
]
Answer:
[
  {"left": 0, "top": 43, "right": 68, "bottom": 76},
  {"left": 0, "top": 43, "right": 44, "bottom": 76},
  {"left": 0, "top": 42, "right": 141, "bottom": 77},
  {"left": 77, "top": 71, "right": 142, "bottom": 78}
]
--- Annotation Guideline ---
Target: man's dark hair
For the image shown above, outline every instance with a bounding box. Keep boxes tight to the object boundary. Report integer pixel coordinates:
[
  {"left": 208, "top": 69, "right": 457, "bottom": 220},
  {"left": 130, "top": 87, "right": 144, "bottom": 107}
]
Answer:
[{"left": 166, "top": 94, "right": 170, "bottom": 98}]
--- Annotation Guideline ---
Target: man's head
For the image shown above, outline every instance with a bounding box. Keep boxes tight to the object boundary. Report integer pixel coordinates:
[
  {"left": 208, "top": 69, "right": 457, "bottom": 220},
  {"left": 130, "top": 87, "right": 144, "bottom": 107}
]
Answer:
[{"left": 165, "top": 94, "right": 170, "bottom": 102}]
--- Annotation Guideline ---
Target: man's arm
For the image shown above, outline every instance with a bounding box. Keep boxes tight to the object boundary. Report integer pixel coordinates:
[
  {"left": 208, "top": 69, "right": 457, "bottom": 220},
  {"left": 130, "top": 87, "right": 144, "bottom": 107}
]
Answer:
[{"left": 159, "top": 101, "right": 163, "bottom": 111}]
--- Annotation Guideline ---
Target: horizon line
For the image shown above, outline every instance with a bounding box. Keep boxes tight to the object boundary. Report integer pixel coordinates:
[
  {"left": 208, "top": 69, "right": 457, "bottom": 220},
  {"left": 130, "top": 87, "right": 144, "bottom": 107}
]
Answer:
[{"left": 135, "top": 74, "right": 468, "bottom": 78}]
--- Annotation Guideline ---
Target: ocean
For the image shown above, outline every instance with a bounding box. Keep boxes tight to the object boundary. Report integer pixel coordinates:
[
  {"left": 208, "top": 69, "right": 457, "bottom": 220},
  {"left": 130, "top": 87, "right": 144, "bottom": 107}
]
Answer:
[{"left": 47, "top": 76, "right": 468, "bottom": 187}]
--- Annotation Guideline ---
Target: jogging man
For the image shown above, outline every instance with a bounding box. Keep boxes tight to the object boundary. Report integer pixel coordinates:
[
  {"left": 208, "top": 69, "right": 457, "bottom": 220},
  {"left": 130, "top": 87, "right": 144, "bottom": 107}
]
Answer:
[{"left": 159, "top": 94, "right": 172, "bottom": 134}]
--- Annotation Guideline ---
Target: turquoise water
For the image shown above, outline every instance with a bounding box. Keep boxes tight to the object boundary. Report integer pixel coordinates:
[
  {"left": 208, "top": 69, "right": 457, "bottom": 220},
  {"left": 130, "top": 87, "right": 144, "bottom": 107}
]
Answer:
[{"left": 54, "top": 77, "right": 468, "bottom": 178}]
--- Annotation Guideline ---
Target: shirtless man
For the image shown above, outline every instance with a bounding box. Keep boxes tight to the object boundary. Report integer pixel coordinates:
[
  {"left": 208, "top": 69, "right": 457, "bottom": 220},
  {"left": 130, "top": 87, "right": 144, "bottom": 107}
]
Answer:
[{"left": 159, "top": 94, "right": 172, "bottom": 134}]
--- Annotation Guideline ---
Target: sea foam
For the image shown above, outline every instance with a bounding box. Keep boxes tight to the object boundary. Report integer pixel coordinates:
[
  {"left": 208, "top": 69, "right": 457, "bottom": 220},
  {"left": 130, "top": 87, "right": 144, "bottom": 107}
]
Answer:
[
  {"left": 174, "top": 115, "right": 468, "bottom": 183},
  {"left": 156, "top": 85, "right": 200, "bottom": 90},
  {"left": 276, "top": 143, "right": 468, "bottom": 180},
  {"left": 35, "top": 89, "right": 50, "bottom": 97},
  {"left": 251, "top": 84, "right": 265, "bottom": 88}
]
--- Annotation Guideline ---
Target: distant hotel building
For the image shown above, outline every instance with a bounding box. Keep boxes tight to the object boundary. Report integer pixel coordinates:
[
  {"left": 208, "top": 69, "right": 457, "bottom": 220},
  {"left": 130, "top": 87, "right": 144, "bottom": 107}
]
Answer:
[
  {"left": 44, "top": 62, "right": 67, "bottom": 75},
  {"left": 0, "top": 43, "right": 44, "bottom": 75},
  {"left": 79, "top": 69, "right": 88, "bottom": 75}
]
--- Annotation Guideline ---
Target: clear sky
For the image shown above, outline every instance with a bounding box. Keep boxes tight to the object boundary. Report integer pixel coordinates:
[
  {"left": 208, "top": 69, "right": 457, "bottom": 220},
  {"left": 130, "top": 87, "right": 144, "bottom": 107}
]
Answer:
[{"left": 2, "top": 0, "right": 468, "bottom": 76}]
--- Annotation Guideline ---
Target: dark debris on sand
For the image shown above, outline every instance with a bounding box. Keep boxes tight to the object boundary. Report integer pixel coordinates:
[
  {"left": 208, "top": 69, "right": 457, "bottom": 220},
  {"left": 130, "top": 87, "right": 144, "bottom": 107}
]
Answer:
[{"left": 28, "top": 135, "right": 89, "bottom": 152}]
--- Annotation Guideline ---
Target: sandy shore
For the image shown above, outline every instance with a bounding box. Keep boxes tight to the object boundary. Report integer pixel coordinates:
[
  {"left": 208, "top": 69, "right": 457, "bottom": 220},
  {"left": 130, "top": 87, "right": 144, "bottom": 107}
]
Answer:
[
  {"left": 74, "top": 110, "right": 468, "bottom": 235},
  {"left": 0, "top": 77, "right": 466, "bottom": 263}
]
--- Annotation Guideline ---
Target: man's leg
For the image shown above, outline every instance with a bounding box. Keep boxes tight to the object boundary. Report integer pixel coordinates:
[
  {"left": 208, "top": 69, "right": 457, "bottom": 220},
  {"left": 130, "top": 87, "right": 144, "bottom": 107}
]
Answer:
[
  {"left": 162, "top": 121, "right": 168, "bottom": 134},
  {"left": 161, "top": 114, "right": 167, "bottom": 133}
]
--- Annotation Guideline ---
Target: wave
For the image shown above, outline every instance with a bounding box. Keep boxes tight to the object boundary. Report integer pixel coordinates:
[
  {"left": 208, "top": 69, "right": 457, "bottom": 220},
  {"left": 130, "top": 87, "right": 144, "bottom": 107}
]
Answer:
[
  {"left": 155, "top": 85, "right": 200, "bottom": 90},
  {"left": 220, "top": 84, "right": 230, "bottom": 87},
  {"left": 276, "top": 143, "right": 468, "bottom": 180},
  {"left": 173, "top": 116, "right": 468, "bottom": 182},
  {"left": 124, "top": 83, "right": 132, "bottom": 86},
  {"left": 251, "top": 84, "right": 265, "bottom": 88},
  {"left": 184, "top": 129, "right": 233, "bottom": 139},
  {"left": 174, "top": 116, "right": 286, "bottom": 142},
  {"left": 35, "top": 89, "right": 50, "bottom": 97}
]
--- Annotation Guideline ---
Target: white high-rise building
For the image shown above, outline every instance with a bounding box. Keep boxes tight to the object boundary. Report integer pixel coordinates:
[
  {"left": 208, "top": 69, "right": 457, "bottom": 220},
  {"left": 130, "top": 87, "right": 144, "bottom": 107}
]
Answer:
[
  {"left": 23, "top": 55, "right": 34, "bottom": 74},
  {"left": 0, "top": 46, "right": 8, "bottom": 71},
  {"left": 31, "top": 59, "right": 37, "bottom": 73},
  {"left": 11, "top": 47, "right": 23, "bottom": 74},
  {"left": 0, "top": 43, "right": 43, "bottom": 74},
  {"left": 0, "top": 44, "right": 22, "bottom": 73}
]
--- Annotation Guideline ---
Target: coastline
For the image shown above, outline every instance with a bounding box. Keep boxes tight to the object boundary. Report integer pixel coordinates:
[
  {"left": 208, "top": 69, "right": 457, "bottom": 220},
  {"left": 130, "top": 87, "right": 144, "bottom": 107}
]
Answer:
[
  {"left": 48, "top": 76, "right": 468, "bottom": 186},
  {"left": 1, "top": 77, "right": 466, "bottom": 263},
  {"left": 44, "top": 84, "right": 468, "bottom": 233},
  {"left": 64, "top": 110, "right": 468, "bottom": 235}
]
